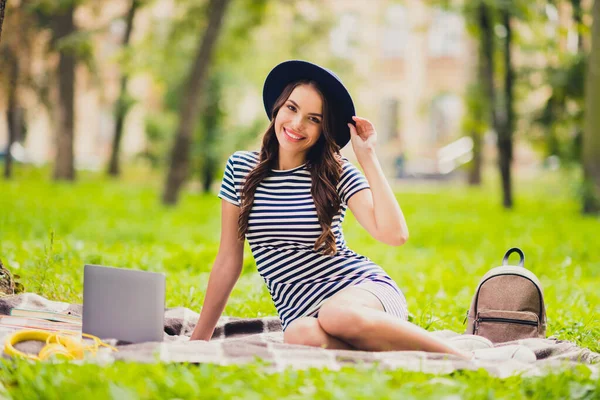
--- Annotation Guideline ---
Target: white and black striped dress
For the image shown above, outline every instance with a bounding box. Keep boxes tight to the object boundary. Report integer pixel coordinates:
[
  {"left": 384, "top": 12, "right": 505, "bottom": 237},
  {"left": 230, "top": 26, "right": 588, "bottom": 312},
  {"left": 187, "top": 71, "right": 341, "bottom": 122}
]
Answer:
[{"left": 218, "top": 151, "right": 408, "bottom": 330}]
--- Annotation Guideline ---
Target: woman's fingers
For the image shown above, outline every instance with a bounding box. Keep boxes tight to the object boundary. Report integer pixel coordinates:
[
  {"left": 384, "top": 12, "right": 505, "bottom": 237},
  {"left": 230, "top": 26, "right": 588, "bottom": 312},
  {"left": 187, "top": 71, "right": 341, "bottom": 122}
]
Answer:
[
  {"left": 347, "top": 123, "right": 358, "bottom": 136},
  {"left": 352, "top": 116, "right": 372, "bottom": 125},
  {"left": 352, "top": 116, "right": 374, "bottom": 133},
  {"left": 350, "top": 124, "right": 365, "bottom": 139}
]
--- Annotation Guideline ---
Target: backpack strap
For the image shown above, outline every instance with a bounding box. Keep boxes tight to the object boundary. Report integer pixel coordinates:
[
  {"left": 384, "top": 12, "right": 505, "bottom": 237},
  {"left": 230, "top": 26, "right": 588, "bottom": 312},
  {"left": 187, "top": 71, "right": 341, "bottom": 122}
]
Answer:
[{"left": 502, "top": 247, "right": 524, "bottom": 267}]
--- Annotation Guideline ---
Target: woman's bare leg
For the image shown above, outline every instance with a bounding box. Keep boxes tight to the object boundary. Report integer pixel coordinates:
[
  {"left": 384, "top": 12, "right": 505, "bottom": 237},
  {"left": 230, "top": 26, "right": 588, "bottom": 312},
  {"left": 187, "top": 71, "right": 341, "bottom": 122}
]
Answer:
[
  {"left": 316, "top": 287, "right": 471, "bottom": 359},
  {"left": 284, "top": 317, "right": 356, "bottom": 350}
]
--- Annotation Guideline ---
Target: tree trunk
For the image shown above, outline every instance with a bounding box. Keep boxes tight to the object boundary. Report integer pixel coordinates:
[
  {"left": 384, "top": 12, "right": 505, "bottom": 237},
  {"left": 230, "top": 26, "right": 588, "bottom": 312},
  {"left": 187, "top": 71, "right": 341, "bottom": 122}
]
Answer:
[
  {"left": 497, "top": 8, "right": 514, "bottom": 209},
  {"left": 582, "top": 0, "right": 600, "bottom": 214},
  {"left": 469, "top": 1, "right": 499, "bottom": 188},
  {"left": 107, "top": 0, "right": 140, "bottom": 177},
  {"left": 0, "top": 0, "right": 6, "bottom": 43},
  {"left": 4, "top": 49, "right": 18, "bottom": 179},
  {"left": 162, "top": 0, "right": 231, "bottom": 205},
  {"left": 52, "top": 5, "right": 77, "bottom": 181},
  {"left": 468, "top": 130, "right": 482, "bottom": 185}
]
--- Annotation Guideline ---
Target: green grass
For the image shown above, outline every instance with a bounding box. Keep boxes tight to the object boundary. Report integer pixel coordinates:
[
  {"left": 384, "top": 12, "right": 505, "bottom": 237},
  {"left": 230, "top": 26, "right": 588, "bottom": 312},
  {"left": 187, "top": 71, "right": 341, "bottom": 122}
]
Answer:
[
  {"left": 0, "top": 165, "right": 599, "bottom": 399},
  {"left": 0, "top": 360, "right": 598, "bottom": 399}
]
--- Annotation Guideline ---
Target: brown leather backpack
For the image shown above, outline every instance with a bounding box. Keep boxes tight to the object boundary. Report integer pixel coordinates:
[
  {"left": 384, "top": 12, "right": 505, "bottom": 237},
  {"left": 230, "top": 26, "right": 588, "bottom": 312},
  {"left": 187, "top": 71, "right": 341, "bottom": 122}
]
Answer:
[{"left": 465, "top": 248, "right": 547, "bottom": 343}]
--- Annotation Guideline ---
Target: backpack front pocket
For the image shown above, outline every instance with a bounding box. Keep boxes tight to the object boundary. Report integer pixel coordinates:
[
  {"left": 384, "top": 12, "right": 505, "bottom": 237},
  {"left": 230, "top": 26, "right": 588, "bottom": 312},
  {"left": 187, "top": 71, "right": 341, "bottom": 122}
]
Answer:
[{"left": 475, "top": 310, "right": 540, "bottom": 343}]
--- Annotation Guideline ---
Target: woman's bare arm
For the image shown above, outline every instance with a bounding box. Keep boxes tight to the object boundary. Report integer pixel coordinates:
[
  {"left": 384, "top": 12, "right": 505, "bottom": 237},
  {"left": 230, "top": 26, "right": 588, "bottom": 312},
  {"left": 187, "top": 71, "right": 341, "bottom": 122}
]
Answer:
[
  {"left": 345, "top": 116, "right": 408, "bottom": 246},
  {"left": 347, "top": 155, "right": 408, "bottom": 246},
  {"left": 190, "top": 200, "right": 245, "bottom": 341}
]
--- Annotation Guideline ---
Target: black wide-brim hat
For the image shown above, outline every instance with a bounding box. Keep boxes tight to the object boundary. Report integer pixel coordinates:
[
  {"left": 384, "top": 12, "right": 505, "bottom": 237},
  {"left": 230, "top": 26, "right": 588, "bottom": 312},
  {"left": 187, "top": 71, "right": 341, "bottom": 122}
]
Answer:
[{"left": 262, "top": 60, "right": 356, "bottom": 149}]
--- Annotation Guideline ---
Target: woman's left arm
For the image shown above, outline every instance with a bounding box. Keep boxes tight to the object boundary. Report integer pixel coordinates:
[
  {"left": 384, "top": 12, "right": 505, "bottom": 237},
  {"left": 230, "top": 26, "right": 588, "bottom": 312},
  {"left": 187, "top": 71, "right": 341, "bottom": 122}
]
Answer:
[{"left": 346, "top": 116, "right": 409, "bottom": 246}]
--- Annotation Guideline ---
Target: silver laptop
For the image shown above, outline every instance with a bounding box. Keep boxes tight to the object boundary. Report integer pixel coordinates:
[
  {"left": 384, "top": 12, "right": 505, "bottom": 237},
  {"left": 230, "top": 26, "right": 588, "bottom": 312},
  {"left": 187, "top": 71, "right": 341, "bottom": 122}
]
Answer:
[{"left": 83, "top": 264, "right": 166, "bottom": 344}]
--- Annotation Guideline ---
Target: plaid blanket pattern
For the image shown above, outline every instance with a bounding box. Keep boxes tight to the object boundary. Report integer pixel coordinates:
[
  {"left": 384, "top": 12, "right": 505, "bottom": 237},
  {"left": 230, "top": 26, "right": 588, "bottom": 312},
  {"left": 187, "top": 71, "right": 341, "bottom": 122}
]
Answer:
[{"left": 1, "top": 293, "right": 598, "bottom": 378}]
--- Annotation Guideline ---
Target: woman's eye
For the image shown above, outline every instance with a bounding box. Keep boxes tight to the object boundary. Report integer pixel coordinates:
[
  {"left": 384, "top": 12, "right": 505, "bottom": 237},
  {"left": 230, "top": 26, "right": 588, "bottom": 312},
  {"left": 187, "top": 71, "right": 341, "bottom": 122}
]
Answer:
[
  {"left": 287, "top": 105, "right": 296, "bottom": 111},
  {"left": 310, "top": 118, "right": 321, "bottom": 124}
]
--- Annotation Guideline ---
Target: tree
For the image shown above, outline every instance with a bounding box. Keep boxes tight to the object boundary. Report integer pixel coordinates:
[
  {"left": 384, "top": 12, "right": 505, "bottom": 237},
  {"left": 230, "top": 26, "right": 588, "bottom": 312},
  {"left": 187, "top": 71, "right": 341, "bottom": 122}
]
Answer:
[
  {"left": 107, "top": 0, "right": 141, "bottom": 177},
  {"left": 445, "top": 0, "right": 499, "bottom": 189},
  {"left": 462, "top": 1, "right": 497, "bottom": 186},
  {"left": 497, "top": 4, "right": 516, "bottom": 208},
  {"left": 148, "top": 0, "right": 332, "bottom": 201},
  {"left": 3, "top": 46, "right": 18, "bottom": 179},
  {"left": 473, "top": 0, "right": 517, "bottom": 208},
  {"left": 194, "top": 0, "right": 270, "bottom": 193},
  {"left": 1, "top": 0, "right": 10, "bottom": 179},
  {"left": 162, "top": 0, "right": 231, "bottom": 205},
  {"left": 1, "top": 1, "right": 37, "bottom": 179},
  {"left": 1, "top": 1, "right": 93, "bottom": 181},
  {"left": 136, "top": 0, "right": 270, "bottom": 176},
  {"left": 51, "top": 3, "right": 77, "bottom": 181},
  {"left": 582, "top": 0, "right": 600, "bottom": 213}
]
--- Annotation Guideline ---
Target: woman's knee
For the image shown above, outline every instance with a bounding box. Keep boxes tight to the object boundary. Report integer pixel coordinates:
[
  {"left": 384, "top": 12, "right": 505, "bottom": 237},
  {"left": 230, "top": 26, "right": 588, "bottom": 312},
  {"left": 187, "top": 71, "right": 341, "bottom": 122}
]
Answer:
[
  {"left": 317, "top": 300, "right": 370, "bottom": 338},
  {"left": 283, "top": 317, "right": 328, "bottom": 347}
]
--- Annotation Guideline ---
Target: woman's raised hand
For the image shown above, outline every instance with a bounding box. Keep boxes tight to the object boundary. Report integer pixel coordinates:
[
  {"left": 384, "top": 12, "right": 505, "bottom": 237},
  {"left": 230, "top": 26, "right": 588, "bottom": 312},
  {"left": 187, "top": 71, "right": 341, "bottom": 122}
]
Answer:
[{"left": 348, "top": 116, "right": 377, "bottom": 160}]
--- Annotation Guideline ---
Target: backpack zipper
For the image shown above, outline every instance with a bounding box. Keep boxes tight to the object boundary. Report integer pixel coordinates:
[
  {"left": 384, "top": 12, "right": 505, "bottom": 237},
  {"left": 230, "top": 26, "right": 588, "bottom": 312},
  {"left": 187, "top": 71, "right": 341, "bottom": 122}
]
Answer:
[{"left": 476, "top": 317, "right": 538, "bottom": 328}]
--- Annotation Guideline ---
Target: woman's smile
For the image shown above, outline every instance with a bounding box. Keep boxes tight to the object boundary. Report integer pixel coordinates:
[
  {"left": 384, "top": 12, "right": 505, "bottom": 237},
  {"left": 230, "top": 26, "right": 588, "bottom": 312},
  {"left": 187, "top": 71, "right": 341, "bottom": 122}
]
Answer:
[{"left": 283, "top": 127, "right": 305, "bottom": 142}]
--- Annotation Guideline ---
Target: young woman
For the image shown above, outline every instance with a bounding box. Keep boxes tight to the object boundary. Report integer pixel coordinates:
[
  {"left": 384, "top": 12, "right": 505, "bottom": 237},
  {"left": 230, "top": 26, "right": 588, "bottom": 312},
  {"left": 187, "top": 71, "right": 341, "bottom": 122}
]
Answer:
[{"left": 190, "top": 60, "right": 534, "bottom": 362}]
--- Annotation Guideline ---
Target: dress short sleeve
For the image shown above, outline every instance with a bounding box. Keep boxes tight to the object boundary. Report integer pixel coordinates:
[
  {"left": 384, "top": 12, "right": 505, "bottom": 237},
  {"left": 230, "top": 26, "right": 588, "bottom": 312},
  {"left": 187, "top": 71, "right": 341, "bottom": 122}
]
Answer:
[
  {"left": 337, "top": 158, "right": 370, "bottom": 205},
  {"left": 218, "top": 154, "right": 240, "bottom": 206}
]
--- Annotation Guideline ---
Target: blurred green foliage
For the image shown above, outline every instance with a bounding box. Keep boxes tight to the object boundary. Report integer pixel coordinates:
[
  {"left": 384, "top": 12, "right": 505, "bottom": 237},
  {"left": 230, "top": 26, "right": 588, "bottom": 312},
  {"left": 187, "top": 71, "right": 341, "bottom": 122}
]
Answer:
[{"left": 534, "top": 53, "right": 586, "bottom": 163}]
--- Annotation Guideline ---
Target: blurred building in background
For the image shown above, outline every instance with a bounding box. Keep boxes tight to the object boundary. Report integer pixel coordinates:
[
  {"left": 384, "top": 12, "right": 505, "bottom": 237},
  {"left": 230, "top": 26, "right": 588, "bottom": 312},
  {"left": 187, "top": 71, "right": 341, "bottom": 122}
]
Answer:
[{"left": 329, "top": 0, "right": 474, "bottom": 178}]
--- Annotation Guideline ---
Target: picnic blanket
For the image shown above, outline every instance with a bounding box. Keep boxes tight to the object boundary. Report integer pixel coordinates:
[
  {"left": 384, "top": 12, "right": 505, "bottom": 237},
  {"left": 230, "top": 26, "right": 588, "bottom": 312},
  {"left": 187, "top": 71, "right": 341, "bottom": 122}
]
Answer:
[{"left": 1, "top": 293, "right": 598, "bottom": 378}]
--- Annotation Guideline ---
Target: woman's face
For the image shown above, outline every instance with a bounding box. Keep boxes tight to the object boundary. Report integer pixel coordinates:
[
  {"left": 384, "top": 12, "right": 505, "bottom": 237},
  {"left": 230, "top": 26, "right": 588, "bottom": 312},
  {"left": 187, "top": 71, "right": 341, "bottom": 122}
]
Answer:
[{"left": 274, "top": 84, "right": 324, "bottom": 158}]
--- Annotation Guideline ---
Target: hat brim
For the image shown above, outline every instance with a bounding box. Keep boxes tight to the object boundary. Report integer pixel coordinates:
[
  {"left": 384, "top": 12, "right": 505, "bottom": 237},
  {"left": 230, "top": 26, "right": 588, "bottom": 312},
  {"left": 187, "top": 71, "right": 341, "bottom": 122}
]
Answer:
[{"left": 263, "top": 60, "right": 355, "bottom": 149}]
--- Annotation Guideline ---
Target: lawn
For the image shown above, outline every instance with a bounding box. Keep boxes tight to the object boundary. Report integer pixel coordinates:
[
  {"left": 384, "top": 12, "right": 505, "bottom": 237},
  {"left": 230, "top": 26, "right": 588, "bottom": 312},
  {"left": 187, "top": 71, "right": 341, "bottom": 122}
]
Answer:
[{"left": 0, "top": 165, "right": 598, "bottom": 399}]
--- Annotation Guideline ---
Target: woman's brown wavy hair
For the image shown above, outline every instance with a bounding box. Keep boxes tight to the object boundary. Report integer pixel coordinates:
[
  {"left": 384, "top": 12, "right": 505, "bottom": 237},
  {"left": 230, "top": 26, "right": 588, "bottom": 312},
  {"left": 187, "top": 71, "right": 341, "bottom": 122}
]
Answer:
[{"left": 238, "top": 80, "right": 343, "bottom": 256}]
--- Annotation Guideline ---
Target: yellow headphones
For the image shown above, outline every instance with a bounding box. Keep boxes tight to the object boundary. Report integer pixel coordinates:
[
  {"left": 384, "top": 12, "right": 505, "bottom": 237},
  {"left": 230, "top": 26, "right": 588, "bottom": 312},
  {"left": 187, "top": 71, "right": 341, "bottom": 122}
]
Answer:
[{"left": 4, "top": 330, "right": 118, "bottom": 361}]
